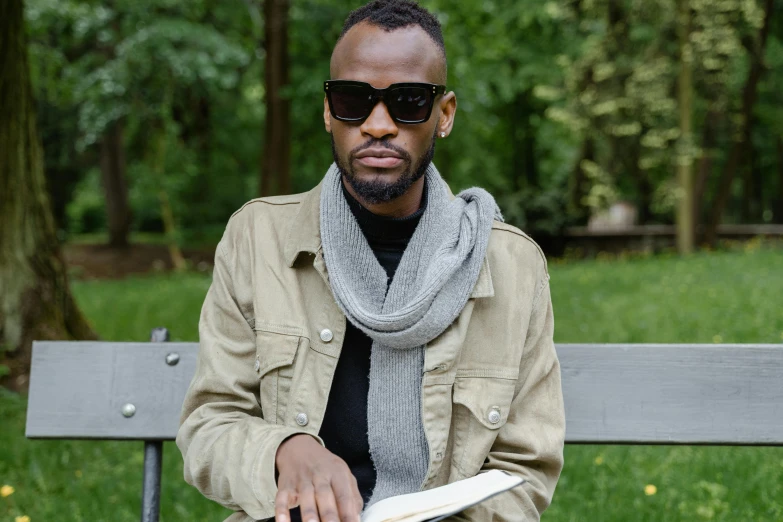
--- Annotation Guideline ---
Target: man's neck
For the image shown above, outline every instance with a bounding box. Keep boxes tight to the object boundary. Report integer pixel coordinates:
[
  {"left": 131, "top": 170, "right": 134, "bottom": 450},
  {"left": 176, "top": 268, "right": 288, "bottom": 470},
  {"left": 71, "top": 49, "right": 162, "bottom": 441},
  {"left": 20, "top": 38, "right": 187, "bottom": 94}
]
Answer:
[{"left": 341, "top": 177, "right": 425, "bottom": 218}]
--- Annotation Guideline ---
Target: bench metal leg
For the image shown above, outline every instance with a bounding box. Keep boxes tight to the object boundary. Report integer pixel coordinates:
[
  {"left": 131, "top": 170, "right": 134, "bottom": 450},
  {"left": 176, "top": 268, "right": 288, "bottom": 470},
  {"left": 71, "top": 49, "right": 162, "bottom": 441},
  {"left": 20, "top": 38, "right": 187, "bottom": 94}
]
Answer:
[
  {"left": 142, "top": 328, "right": 169, "bottom": 522},
  {"left": 141, "top": 440, "right": 163, "bottom": 522}
]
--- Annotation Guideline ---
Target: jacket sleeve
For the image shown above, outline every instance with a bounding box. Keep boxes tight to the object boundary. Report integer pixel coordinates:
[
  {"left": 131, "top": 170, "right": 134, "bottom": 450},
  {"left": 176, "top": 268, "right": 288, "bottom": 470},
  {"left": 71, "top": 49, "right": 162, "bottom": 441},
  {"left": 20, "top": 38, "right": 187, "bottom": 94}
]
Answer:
[
  {"left": 176, "top": 237, "right": 319, "bottom": 521},
  {"left": 449, "top": 276, "right": 566, "bottom": 521}
]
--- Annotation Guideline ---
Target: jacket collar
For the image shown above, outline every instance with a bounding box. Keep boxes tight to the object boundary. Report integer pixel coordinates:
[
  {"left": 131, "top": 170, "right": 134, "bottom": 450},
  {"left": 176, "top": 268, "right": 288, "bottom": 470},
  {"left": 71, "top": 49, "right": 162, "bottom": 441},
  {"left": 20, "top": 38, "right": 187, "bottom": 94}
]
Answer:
[
  {"left": 284, "top": 181, "right": 323, "bottom": 268},
  {"left": 283, "top": 179, "right": 494, "bottom": 299}
]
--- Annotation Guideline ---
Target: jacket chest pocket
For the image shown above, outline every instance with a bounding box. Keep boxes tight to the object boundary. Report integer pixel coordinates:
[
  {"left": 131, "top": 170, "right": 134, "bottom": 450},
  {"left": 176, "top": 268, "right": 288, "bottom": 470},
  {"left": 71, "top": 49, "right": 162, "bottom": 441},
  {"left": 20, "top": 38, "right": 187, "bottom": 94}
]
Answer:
[
  {"left": 254, "top": 329, "right": 301, "bottom": 425},
  {"left": 451, "top": 376, "right": 517, "bottom": 479}
]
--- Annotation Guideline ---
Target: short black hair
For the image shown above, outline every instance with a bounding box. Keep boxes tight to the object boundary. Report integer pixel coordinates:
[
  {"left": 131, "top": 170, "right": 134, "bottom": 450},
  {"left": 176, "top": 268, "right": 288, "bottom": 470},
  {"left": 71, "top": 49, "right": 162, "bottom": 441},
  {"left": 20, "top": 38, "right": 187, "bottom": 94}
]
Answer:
[{"left": 339, "top": 0, "right": 446, "bottom": 57}]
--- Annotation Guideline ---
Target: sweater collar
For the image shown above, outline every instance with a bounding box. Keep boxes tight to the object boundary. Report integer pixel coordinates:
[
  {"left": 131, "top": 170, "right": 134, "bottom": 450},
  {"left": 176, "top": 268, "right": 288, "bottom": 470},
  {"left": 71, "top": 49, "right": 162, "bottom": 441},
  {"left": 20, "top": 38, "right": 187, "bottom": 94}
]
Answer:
[{"left": 341, "top": 179, "right": 426, "bottom": 242}]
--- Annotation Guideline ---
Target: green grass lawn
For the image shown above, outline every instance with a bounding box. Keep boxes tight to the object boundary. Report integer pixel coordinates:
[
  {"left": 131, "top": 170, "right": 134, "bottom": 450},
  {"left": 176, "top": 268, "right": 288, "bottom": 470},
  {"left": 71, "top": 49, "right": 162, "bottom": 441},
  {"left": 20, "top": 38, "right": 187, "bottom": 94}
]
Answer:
[{"left": 2, "top": 247, "right": 783, "bottom": 521}]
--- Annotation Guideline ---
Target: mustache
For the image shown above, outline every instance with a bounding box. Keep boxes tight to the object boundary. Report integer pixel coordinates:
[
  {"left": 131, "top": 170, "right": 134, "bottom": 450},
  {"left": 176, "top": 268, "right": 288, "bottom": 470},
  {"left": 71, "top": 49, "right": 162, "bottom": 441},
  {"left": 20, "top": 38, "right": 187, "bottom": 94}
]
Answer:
[{"left": 349, "top": 139, "right": 411, "bottom": 163}]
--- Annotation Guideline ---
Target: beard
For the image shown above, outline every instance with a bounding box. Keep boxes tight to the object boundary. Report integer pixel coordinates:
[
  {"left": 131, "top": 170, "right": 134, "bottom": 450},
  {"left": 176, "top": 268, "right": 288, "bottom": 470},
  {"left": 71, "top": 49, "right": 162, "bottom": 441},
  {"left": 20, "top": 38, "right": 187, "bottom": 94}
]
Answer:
[{"left": 331, "top": 131, "right": 437, "bottom": 205}]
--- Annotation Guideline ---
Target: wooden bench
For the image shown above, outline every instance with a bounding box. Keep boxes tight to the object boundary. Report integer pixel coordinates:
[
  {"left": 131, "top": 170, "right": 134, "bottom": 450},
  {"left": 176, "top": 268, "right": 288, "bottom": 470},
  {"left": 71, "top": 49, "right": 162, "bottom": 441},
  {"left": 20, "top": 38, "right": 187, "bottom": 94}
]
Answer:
[{"left": 25, "top": 331, "right": 783, "bottom": 521}]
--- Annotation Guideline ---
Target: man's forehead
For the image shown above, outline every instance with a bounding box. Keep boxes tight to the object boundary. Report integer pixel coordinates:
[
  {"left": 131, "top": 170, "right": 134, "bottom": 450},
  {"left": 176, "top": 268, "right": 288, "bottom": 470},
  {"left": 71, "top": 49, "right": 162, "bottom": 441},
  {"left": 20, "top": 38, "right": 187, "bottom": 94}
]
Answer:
[{"left": 330, "top": 22, "right": 444, "bottom": 85}]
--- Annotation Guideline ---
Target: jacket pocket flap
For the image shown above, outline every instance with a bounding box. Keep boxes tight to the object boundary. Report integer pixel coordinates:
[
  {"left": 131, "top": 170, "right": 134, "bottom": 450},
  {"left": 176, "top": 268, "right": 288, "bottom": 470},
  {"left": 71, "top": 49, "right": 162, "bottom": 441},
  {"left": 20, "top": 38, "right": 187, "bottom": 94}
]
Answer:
[
  {"left": 255, "top": 329, "right": 300, "bottom": 377},
  {"left": 452, "top": 377, "right": 517, "bottom": 430}
]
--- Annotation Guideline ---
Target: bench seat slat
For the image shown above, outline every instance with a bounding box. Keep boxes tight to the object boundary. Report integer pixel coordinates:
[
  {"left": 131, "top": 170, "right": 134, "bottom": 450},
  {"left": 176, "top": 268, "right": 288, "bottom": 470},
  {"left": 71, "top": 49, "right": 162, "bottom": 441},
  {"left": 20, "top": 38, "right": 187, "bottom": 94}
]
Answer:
[{"left": 25, "top": 341, "right": 783, "bottom": 445}]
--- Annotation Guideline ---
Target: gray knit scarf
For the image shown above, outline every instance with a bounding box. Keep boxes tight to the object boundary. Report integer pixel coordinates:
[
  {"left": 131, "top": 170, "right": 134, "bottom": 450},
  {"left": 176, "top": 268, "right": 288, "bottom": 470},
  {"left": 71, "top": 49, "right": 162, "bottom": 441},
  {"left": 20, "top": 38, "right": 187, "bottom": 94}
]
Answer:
[{"left": 319, "top": 162, "right": 502, "bottom": 507}]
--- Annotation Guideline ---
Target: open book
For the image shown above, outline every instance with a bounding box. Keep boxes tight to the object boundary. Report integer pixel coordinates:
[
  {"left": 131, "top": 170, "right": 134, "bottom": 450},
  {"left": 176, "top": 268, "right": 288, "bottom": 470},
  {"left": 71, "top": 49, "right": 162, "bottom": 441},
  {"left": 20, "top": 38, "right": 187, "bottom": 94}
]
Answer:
[{"left": 361, "top": 470, "right": 525, "bottom": 522}]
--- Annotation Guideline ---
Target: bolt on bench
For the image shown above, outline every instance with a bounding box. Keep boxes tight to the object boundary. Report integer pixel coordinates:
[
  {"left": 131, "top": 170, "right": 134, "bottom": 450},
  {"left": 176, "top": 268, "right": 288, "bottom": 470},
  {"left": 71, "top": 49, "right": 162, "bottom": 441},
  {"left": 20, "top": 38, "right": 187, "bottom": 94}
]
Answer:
[{"left": 25, "top": 330, "right": 783, "bottom": 521}]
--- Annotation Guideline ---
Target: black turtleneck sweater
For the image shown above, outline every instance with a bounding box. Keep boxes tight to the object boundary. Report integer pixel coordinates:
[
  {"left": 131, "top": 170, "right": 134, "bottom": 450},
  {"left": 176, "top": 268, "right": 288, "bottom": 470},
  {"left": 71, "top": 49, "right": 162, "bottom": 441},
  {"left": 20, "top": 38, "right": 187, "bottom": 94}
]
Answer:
[{"left": 314, "top": 183, "right": 426, "bottom": 510}]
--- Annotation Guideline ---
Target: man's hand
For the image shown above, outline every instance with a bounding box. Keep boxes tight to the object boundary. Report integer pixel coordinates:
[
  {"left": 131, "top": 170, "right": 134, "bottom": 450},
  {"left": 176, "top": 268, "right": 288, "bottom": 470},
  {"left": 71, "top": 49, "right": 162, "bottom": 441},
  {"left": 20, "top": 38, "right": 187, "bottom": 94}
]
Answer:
[{"left": 275, "top": 434, "right": 363, "bottom": 522}]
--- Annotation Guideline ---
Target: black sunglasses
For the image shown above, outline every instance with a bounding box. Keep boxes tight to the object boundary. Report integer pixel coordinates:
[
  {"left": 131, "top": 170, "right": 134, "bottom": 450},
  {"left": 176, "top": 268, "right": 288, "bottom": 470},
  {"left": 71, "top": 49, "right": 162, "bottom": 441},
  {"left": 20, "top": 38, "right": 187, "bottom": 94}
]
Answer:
[{"left": 324, "top": 80, "right": 446, "bottom": 124}]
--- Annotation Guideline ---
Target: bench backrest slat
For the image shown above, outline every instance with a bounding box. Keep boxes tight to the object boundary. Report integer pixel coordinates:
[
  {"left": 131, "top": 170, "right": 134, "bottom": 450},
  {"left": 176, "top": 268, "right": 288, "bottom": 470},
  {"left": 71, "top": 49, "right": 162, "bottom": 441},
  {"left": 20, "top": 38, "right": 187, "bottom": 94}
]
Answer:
[
  {"left": 559, "top": 344, "right": 783, "bottom": 445},
  {"left": 25, "top": 341, "right": 783, "bottom": 445},
  {"left": 26, "top": 341, "right": 198, "bottom": 440}
]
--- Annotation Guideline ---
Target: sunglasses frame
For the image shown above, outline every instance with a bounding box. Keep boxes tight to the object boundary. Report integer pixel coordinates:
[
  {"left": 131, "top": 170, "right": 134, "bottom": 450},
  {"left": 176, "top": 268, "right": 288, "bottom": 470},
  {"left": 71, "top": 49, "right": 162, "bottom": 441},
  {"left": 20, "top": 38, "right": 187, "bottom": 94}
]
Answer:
[{"left": 324, "top": 80, "right": 447, "bottom": 124}]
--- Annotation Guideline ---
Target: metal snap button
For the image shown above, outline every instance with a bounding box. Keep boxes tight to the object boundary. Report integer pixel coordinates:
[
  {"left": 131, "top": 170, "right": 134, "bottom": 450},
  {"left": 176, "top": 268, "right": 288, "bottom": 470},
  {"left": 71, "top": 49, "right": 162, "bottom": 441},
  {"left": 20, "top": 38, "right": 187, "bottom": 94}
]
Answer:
[
  {"left": 165, "top": 352, "right": 180, "bottom": 366},
  {"left": 488, "top": 407, "right": 501, "bottom": 425},
  {"left": 254, "top": 358, "right": 260, "bottom": 372},
  {"left": 320, "top": 329, "right": 333, "bottom": 343},
  {"left": 295, "top": 412, "right": 309, "bottom": 426}
]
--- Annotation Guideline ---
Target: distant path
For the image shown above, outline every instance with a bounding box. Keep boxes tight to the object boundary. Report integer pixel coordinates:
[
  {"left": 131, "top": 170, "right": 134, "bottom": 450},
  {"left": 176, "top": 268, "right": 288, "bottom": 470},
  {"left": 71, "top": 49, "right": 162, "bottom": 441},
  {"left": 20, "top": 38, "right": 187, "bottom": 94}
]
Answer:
[{"left": 63, "top": 243, "right": 216, "bottom": 279}]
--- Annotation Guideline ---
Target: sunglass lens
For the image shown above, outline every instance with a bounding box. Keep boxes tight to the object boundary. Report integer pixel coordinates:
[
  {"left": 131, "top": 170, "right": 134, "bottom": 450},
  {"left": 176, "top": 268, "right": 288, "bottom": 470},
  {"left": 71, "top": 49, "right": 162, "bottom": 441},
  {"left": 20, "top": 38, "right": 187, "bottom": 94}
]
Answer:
[
  {"left": 388, "top": 87, "right": 432, "bottom": 123},
  {"left": 330, "top": 85, "right": 374, "bottom": 121}
]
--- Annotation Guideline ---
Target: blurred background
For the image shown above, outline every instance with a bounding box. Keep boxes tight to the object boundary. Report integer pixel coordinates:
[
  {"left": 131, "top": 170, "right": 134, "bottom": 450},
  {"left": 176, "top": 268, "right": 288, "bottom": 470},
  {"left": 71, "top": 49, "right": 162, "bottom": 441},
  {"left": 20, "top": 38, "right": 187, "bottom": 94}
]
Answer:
[
  {"left": 1, "top": 0, "right": 782, "bottom": 521},
  {"left": 20, "top": 0, "right": 783, "bottom": 255}
]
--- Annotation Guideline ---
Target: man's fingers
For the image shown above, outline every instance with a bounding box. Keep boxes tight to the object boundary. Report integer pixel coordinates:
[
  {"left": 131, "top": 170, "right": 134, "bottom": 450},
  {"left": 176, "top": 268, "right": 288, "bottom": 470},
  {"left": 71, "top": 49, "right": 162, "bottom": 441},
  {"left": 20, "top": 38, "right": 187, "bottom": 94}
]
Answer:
[
  {"left": 331, "top": 475, "right": 362, "bottom": 522},
  {"left": 314, "top": 479, "right": 341, "bottom": 522},
  {"left": 275, "top": 488, "right": 295, "bottom": 522},
  {"left": 353, "top": 476, "right": 364, "bottom": 515},
  {"left": 273, "top": 446, "right": 361, "bottom": 522},
  {"left": 298, "top": 482, "right": 320, "bottom": 522}
]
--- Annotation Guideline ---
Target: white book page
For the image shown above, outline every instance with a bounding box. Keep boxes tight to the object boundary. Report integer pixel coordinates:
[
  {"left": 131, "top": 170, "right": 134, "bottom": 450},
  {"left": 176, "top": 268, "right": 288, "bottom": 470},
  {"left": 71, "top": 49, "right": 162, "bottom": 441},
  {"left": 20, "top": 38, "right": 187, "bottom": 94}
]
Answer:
[{"left": 361, "top": 470, "right": 524, "bottom": 522}]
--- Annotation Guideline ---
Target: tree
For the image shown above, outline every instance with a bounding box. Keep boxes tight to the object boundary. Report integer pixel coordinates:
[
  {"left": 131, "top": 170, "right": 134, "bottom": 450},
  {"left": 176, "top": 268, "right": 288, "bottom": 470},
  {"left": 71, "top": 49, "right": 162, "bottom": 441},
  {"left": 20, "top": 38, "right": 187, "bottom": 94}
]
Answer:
[
  {"left": 26, "top": 0, "right": 252, "bottom": 248},
  {"left": 100, "top": 119, "right": 131, "bottom": 247},
  {"left": 261, "top": 0, "right": 292, "bottom": 196},
  {"left": 778, "top": 137, "right": 783, "bottom": 222},
  {"left": 676, "top": 0, "right": 694, "bottom": 254},
  {"left": 705, "top": 0, "right": 775, "bottom": 245},
  {"left": 0, "top": 0, "right": 96, "bottom": 389}
]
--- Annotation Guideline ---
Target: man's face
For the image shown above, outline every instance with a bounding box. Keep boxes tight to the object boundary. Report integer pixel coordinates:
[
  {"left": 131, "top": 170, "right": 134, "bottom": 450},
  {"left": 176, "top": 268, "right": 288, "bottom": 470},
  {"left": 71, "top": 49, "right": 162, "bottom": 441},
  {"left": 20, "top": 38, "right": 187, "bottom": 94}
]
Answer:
[{"left": 325, "top": 23, "right": 456, "bottom": 204}]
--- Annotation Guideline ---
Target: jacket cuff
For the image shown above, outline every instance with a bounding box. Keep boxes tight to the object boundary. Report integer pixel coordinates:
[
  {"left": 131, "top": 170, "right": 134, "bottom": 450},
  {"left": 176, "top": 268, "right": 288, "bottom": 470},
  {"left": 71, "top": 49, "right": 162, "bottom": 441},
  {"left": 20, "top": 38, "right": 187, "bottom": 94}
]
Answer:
[{"left": 248, "top": 426, "right": 325, "bottom": 520}]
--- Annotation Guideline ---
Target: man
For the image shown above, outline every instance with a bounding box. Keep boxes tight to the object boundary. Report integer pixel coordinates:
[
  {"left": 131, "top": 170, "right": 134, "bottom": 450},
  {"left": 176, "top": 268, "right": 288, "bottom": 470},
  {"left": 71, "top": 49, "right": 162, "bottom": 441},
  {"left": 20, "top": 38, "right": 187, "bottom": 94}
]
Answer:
[{"left": 176, "top": 1, "right": 565, "bottom": 521}]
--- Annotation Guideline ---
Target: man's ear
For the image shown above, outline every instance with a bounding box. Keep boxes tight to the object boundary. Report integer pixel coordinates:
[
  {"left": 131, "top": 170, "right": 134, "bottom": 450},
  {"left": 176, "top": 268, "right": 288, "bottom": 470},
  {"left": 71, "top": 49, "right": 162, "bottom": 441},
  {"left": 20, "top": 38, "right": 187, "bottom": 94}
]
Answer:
[
  {"left": 437, "top": 91, "right": 457, "bottom": 138},
  {"left": 324, "top": 96, "right": 332, "bottom": 133}
]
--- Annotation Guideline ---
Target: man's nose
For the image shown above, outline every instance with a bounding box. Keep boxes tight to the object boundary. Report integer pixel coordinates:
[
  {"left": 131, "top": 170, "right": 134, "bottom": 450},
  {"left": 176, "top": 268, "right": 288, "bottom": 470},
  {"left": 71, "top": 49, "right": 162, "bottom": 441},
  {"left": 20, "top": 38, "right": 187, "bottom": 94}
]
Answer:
[{"left": 360, "top": 101, "right": 398, "bottom": 140}]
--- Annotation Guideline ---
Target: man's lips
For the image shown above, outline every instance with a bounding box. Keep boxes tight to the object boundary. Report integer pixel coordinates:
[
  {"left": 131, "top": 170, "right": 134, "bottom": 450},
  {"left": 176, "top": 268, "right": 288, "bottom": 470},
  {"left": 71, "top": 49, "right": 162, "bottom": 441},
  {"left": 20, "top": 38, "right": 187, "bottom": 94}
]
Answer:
[{"left": 353, "top": 147, "right": 404, "bottom": 169}]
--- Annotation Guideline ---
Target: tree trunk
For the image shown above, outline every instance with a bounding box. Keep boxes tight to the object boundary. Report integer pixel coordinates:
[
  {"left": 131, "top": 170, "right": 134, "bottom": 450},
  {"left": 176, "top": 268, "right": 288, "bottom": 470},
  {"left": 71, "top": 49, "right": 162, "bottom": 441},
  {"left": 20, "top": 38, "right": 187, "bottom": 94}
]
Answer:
[
  {"left": 0, "top": 0, "right": 97, "bottom": 390},
  {"left": 633, "top": 162, "right": 653, "bottom": 225},
  {"left": 260, "top": 0, "right": 291, "bottom": 197},
  {"left": 159, "top": 188, "right": 187, "bottom": 271},
  {"left": 742, "top": 124, "right": 762, "bottom": 222},
  {"left": 694, "top": 109, "right": 720, "bottom": 240},
  {"left": 152, "top": 132, "right": 187, "bottom": 272},
  {"left": 705, "top": 0, "right": 774, "bottom": 245},
  {"left": 676, "top": 0, "right": 694, "bottom": 254},
  {"left": 775, "top": 136, "right": 783, "bottom": 224},
  {"left": 100, "top": 120, "right": 131, "bottom": 247}
]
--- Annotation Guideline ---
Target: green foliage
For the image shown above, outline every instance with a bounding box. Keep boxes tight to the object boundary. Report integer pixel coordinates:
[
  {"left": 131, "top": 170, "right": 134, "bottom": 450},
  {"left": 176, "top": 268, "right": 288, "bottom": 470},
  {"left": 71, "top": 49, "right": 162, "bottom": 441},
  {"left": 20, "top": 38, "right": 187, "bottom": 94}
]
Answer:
[
  {"left": 26, "top": 0, "right": 258, "bottom": 238},
  {"left": 75, "top": 16, "right": 249, "bottom": 146},
  {"left": 537, "top": 0, "right": 774, "bottom": 222},
  {"left": 66, "top": 168, "right": 106, "bottom": 235},
  {"left": 24, "top": 0, "right": 783, "bottom": 241},
  {"left": 498, "top": 184, "right": 571, "bottom": 236}
]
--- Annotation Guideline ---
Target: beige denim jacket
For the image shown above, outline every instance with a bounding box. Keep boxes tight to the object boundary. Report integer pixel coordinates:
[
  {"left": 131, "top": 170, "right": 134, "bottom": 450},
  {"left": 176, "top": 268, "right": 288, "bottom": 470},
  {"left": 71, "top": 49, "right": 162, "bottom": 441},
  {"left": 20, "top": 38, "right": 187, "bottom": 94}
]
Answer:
[{"left": 176, "top": 181, "right": 565, "bottom": 522}]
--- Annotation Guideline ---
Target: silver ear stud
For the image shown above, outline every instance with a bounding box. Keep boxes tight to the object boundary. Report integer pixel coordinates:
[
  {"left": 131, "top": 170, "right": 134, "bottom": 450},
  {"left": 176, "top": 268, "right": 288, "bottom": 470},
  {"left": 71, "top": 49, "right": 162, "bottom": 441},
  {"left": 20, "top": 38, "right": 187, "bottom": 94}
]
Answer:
[{"left": 441, "top": 132, "right": 446, "bottom": 138}]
